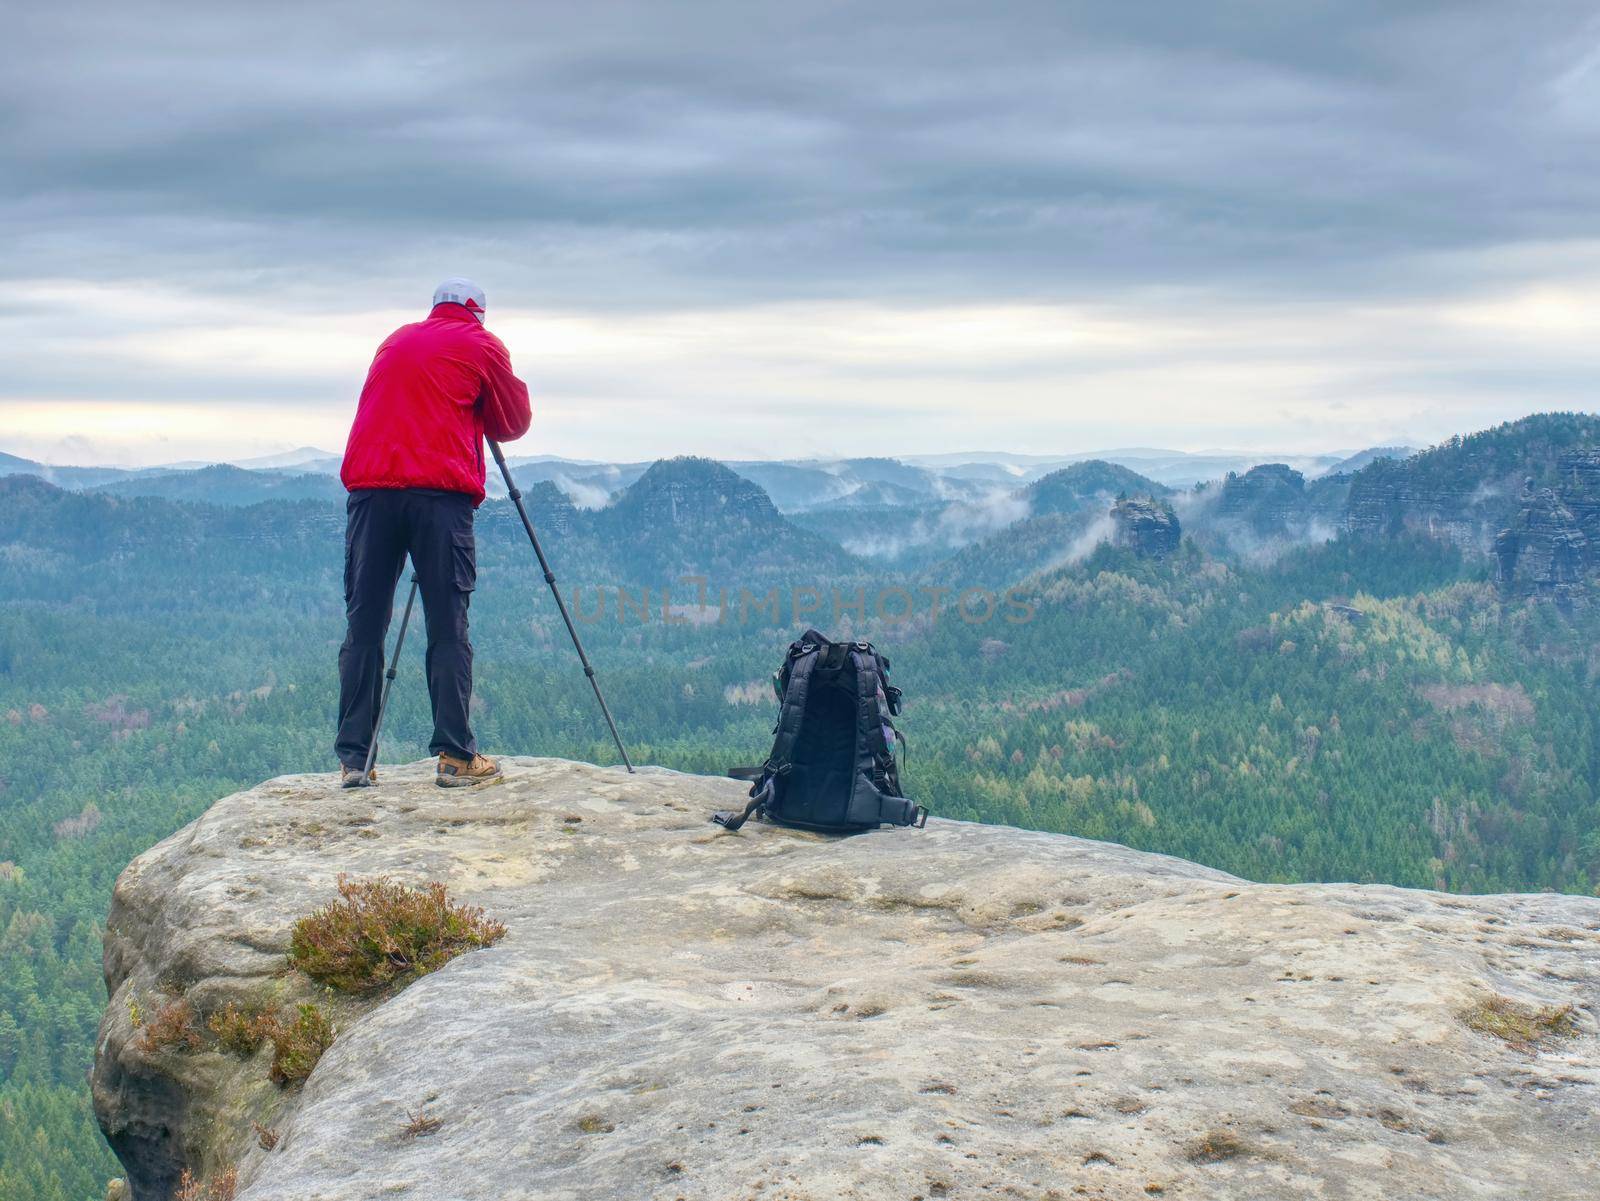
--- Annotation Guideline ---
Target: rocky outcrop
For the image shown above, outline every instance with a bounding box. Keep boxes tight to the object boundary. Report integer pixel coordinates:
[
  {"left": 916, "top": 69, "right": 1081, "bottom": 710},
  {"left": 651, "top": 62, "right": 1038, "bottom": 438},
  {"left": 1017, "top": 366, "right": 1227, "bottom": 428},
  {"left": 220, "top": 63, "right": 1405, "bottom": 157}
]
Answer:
[
  {"left": 1555, "top": 448, "right": 1600, "bottom": 543},
  {"left": 476, "top": 480, "right": 577, "bottom": 539},
  {"left": 589, "top": 457, "right": 856, "bottom": 579},
  {"left": 1343, "top": 460, "right": 1503, "bottom": 551},
  {"left": 1494, "top": 482, "right": 1590, "bottom": 604},
  {"left": 1109, "top": 496, "right": 1180, "bottom": 557},
  {"left": 1302, "top": 470, "right": 1354, "bottom": 523},
  {"left": 1493, "top": 452, "right": 1600, "bottom": 603},
  {"left": 1217, "top": 463, "right": 1306, "bottom": 533},
  {"left": 1184, "top": 463, "right": 1343, "bottom": 559},
  {"left": 95, "top": 760, "right": 1600, "bottom": 1201},
  {"left": 601, "top": 457, "right": 782, "bottom": 531},
  {"left": 1342, "top": 416, "right": 1600, "bottom": 559}
]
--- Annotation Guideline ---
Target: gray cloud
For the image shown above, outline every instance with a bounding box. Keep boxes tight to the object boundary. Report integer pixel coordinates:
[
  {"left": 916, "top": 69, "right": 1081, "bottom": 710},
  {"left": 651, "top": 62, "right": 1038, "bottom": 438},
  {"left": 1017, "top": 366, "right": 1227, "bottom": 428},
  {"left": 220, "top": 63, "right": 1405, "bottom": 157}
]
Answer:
[
  {"left": 5, "top": 1, "right": 1600, "bottom": 463},
  {"left": 7, "top": 1, "right": 1600, "bottom": 311}
]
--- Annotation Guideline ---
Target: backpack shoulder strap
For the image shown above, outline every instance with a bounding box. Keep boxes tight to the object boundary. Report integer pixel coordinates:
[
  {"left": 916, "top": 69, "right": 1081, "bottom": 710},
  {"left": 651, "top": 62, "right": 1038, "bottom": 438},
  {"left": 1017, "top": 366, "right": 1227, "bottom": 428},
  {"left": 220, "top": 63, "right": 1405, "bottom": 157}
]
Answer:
[
  {"left": 765, "top": 642, "right": 820, "bottom": 778},
  {"left": 844, "top": 648, "right": 926, "bottom": 828},
  {"left": 712, "top": 776, "right": 773, "bottom": 831},
  {"left": 712, "top": 641, "right": 822, "bottom": 831}
]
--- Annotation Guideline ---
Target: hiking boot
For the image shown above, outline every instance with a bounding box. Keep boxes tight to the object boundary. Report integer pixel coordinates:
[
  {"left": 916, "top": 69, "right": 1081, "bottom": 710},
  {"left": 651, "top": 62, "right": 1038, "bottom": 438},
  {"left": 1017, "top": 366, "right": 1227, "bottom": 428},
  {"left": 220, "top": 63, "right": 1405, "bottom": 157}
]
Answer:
[
  {"left": 437, "top": 752, "right": 501, "bottom": 788},
  {"left": 341, "top": 765, "right": 376, "bottom": 788}
]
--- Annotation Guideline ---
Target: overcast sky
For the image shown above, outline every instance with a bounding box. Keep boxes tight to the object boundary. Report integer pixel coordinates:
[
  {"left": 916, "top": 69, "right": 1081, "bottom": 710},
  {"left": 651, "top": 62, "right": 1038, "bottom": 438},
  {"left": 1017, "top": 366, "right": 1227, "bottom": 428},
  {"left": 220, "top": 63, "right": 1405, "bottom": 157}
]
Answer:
[{"left": 6, "top": 1, "right": 1600, "bottom": 465}]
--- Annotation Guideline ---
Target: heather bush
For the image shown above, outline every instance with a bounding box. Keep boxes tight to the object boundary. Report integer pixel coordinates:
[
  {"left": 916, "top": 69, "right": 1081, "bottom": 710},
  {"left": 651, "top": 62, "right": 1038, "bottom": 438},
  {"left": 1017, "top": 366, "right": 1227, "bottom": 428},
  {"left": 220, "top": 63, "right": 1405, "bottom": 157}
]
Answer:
[
  {"left": 268, "top": 1003, "right": 335, "bottom": 1085},
  {"left": 175, "top": 1166, "right": 237, "bottom": 1201},
  {"left": 288, "top": 876, "right": 507, "bottom": 994},
  {"left": 138, "top": 999, "right": 202, "bottom": 1053},
  {"left": 208, "top": 1002, "right": 280, "bottom": 1057}
]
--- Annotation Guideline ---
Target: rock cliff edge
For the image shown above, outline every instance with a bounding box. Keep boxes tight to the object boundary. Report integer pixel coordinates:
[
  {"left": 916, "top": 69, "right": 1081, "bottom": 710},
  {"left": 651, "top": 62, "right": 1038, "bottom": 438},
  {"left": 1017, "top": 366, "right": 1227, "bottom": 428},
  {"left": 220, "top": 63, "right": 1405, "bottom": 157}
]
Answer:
[{"left": 93, "top": 759, "right": 1600, "bottom": 1200}]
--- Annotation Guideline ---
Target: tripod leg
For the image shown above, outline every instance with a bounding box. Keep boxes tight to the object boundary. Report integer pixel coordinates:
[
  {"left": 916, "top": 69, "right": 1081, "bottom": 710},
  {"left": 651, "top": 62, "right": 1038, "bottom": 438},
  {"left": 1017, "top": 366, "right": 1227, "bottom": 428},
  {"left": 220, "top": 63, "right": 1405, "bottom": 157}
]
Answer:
[
  {"left": 361, "top": 572, "right": 420, "bottom": 785},
  {"left": 488, "top": 440, "right": 634, "bottom": 772}
]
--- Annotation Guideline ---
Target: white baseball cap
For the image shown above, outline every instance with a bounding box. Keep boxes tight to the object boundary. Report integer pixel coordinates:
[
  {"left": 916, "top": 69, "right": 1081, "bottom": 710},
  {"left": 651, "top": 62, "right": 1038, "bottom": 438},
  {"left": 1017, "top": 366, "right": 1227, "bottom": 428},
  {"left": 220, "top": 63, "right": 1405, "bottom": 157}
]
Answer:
[{"left": 433, "top": 277, "right": 486, "bottom": 322}]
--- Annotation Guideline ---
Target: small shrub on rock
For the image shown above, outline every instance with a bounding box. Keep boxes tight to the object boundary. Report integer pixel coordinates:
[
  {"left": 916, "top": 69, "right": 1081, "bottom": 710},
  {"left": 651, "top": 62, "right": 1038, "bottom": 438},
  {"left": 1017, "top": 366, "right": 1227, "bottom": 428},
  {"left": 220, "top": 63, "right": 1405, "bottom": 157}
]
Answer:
[
  {"left": 208, "top": 1002, "right": 280, "bottom": 1057},
  {"left": 175, "top": 1167, "right": 237, "bottom": 1201},
  {"left": 268, "top": 1003, "right": 335, "bottom": 1086},
  {"left": 138, "top": 999, "right": 202, "bottom": 1054},
  {"left": 400, "top": 1105, "right": 443, "bottom": 1139},
  {"left": 288, "top": 876, "right": 507, "bottom": 994}
]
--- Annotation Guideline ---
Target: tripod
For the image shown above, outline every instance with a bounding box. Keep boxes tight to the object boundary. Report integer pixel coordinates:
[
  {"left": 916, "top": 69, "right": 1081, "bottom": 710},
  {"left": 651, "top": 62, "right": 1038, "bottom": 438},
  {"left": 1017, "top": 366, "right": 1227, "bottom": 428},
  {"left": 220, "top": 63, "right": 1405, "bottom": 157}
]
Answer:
[
  {"left": 489, "top": 440, "right": 633, "bottom": 772},
  {"left": 360, "top": 570, "right": 419, "bottom": 784},
  {"left": 357, "top": 447, "right": 635, "bottom": 781}
]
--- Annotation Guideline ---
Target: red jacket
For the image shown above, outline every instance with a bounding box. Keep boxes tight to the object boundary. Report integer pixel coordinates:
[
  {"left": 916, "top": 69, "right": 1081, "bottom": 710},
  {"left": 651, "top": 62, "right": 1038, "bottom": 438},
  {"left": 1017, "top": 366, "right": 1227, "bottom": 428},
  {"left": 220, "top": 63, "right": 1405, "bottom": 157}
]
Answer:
[{"left": 341, "top": 303, "right": 532, "bottom": 505}]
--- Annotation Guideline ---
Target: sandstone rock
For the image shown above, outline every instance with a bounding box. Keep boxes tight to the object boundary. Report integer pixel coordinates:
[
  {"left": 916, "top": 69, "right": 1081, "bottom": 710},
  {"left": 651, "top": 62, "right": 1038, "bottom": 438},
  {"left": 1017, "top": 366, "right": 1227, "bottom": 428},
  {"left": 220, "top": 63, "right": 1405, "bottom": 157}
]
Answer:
[
  {"left": 1302, "top": 470, "right": 1354, "bottom": 523},
  {"left": 1341, "top": 435, "right": 1600, "bottom": 559},
  {"left": 476, "top": 480, "right": 578, "bottom": 539},
  {"left": 94, "top": 759, "right": 1600, "bottom": 1200},
  {"left": 1324, "top": 602, "right": 1366, "bottom": 625},
  {"left": 1494, "top": 453, "right": 1600, "bottom": 603},
  {"left": 1218, "top": 463, "right": 1306, "bottom": 533},
  {"left": 1555, "top": 449, "right": 1600, "bottom": 546},
  {"left": 587, "top": 457, "right": 850, "bottom": 579},
  {"left": 1109, "top": 496, "right": 1180, "bottom": 558},
  {"left": 1343, "top": 463, "right": 1469, "bottom": 547},
  {"left": 1341, "top": 456, "right": 1518, "bottom": 552},
  {"left": 1494, "top": 483, "right": 1590, "bottom": 605}
]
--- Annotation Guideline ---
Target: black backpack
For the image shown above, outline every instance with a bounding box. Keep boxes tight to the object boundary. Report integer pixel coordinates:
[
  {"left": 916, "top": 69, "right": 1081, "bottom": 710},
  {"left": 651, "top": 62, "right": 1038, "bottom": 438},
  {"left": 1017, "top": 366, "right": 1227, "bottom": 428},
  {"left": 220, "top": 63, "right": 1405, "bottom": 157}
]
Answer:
[{"left": 713, "top": 629, "right": 927, "bottom": 833}]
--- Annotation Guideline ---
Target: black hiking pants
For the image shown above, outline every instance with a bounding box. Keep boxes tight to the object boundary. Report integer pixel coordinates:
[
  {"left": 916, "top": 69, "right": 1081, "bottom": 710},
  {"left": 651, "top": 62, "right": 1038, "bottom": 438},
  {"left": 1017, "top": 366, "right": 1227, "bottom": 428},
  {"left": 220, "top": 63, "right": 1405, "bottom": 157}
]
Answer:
[{"left": 336, "top": 488, "right": 478, "bottom": 769}]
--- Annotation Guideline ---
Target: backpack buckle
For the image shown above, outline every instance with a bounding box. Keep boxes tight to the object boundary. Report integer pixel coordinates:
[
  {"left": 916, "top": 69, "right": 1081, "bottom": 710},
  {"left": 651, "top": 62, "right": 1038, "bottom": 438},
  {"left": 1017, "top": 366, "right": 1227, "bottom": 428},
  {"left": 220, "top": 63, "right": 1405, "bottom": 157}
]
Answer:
[{"left": 912, "top": 806, "right": 929, "bottom": 829}]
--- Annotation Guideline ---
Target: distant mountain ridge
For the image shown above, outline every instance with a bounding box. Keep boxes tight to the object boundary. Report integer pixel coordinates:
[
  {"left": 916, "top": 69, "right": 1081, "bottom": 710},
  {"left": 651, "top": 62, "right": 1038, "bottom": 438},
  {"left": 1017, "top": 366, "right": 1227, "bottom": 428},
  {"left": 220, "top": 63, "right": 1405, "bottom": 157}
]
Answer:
[
  {"left": 0, "top": 457, "right": 856, "bottom": 589},
  {"left": 11, "top": 418, "right": 1600, "bottom": 596},
  {"left": 90, "top": 465, "right": 346, "bottom": 505},
  {"left": 223, "top": 447, "right": 340, "bottom": 471},
  {"left": 592, "top": 457, "right": 859, "bottom": 581},
  {"left": 1323, "top": 445, "right": 1417, "bottom": 477},
  {"left": 0, "top": 443, "right": 1394, "bottom": 509},
  {"left": 0, "top": 452, "right": 155, "bottom": 490},
  {"left": 1026, "top": 460, "right": 1170, "bottom": 515}
]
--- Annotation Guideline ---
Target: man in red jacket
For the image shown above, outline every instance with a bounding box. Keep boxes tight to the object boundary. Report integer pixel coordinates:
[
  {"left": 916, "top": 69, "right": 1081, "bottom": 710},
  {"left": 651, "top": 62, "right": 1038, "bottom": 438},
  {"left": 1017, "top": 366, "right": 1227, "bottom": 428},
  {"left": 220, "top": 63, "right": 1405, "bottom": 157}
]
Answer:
[{"left": 336, "top": 278, "right": 532, "bottom": 788}]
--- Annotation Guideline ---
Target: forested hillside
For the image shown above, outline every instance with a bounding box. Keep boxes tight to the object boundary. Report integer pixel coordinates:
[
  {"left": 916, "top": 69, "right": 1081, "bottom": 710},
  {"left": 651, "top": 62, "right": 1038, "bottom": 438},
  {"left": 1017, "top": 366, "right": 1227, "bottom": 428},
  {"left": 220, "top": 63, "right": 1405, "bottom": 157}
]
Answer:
[{"left": 4, "top": 416, "right": 1600, "bottom": 1197}]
